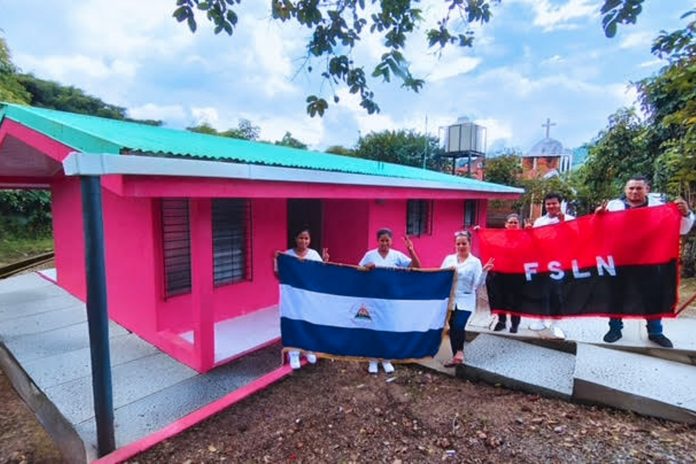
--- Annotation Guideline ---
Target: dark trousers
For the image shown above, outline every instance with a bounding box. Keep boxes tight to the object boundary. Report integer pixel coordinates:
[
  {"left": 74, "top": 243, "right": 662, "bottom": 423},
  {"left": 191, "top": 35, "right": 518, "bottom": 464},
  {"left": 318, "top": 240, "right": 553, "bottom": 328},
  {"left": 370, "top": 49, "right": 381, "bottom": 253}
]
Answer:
[
  {"left": 449, "top": 309, "right": 472, "bottom": 356},
  {"left": 609, "top": 318, "right": 663, "bottom": 335},
  {"left": 497, "top": 313, "right": 521, "bottom": 328}
]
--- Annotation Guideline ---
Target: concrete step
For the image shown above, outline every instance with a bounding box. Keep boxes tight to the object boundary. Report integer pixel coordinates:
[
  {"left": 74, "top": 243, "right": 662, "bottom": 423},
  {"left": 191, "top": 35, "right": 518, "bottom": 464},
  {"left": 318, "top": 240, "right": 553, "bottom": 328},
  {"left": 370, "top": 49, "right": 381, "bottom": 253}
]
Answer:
[
  {"left": 467, "top": 307, "right": 696, "bottom": 364},
  {"left": 457, "top": 334, "right": 576, "bottom": 399},
  {"left": 573, "top": 344, "right": 696, "bottom": 424}
]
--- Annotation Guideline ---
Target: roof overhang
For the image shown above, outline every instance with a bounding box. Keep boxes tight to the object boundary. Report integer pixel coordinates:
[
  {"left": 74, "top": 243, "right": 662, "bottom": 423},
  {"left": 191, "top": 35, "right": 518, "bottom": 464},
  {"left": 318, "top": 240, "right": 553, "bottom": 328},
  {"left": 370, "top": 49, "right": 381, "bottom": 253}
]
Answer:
[{"left": 62, "top": 152, "right": 523, "bottom": 197}]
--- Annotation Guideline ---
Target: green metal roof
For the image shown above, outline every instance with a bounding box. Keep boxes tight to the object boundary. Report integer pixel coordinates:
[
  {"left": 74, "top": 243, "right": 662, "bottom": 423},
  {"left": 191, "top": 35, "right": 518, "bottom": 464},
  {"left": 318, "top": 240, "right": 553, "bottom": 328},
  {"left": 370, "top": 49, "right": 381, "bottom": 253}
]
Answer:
[{"left": 0, "top": 103, "right": 521, "bottom": 194}]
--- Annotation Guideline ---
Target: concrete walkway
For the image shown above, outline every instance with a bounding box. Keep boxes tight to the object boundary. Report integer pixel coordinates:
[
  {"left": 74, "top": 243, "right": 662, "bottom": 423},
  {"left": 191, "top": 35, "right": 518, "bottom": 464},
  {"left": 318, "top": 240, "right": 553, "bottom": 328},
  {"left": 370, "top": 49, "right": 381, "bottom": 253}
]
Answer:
[
  {"left": 0, "top": 273, "right": 284, "bottom": 463},
  {"left": 419, "top": 296, "right": 696, "bottom": 424}
]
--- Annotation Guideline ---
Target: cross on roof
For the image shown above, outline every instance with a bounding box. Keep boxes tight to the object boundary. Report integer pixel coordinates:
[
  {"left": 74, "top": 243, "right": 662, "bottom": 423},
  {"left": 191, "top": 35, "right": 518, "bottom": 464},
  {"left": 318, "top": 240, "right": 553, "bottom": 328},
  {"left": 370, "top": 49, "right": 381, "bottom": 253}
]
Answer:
[{"left": 542, "top": 118, "right": 556, "bottom": 138}]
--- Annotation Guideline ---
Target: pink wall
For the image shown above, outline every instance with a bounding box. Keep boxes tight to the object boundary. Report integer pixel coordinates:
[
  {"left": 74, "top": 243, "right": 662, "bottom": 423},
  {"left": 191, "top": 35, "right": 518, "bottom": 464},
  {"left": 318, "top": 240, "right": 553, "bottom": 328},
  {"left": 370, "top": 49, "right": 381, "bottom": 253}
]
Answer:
[
  {"left": 101, "top": 189, "right": 159, "bottom": 334},
  {"left": 323, "top": 199, "right": 370, "bottom": 265},
  {"left": 154, "top": 198, "right": 288, "bottom": 333},
  {"left": 51, "top": 177, "right": 86, "bottom": 299},
  {"left": 122, "top": 176, "right": 520, "bottom": 201},
  {"left": 365, "top": 199, "right": 477, "bottom": 268}
]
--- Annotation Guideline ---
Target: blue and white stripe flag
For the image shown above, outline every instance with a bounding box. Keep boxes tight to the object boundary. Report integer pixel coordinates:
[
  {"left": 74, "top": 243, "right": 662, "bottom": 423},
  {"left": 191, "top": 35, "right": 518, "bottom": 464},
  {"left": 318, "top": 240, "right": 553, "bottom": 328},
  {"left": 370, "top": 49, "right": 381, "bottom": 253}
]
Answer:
[{"left": 277, "top": 253, "right": 455, "bottom": 360}]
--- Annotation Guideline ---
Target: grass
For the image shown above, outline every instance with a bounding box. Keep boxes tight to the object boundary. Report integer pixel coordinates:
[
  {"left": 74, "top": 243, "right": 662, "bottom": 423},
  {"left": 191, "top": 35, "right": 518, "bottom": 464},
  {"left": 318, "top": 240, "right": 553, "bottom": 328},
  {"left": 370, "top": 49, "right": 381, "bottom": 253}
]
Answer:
[{"left": 0, "top": 236, "right": 54, "bottom": 267}]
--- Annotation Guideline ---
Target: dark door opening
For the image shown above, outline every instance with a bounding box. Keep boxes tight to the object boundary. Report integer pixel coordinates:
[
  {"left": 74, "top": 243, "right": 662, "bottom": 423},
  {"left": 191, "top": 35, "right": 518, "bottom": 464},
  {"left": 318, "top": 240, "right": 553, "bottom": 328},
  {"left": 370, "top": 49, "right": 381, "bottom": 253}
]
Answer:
[{"left": 287, "top": 199, "right": 323, "bottom": 252}]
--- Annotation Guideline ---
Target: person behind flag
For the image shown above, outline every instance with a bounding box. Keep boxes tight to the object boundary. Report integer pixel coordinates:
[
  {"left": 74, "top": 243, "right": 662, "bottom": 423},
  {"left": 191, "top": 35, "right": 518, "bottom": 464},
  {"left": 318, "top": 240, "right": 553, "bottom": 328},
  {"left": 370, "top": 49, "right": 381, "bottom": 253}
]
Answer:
[
  {"left": 277, "top": 226, "right": 330, "bottom": 369},
  {"left": 359, "top": 227, "right": 421, "bottom": 374},
  {"left": 528, "top": 192, "right": 575, "bottom": 338},
  {"left": 441, "top": 230, "right": 494, "bottom": 367},
  {"left": 595, "top": 175, "right": 694, "bottom": 348},
  {"left": 493, "top": 214, "right": 522, "bottom": 333}
]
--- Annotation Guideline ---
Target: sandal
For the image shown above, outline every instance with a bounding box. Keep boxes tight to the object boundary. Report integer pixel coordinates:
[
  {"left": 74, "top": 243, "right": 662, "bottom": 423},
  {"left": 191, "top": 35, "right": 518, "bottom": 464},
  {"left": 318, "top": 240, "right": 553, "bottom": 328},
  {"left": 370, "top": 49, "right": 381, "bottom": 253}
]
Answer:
[{"left": 443, "top": 357, "right": 464, "bottom": 368}]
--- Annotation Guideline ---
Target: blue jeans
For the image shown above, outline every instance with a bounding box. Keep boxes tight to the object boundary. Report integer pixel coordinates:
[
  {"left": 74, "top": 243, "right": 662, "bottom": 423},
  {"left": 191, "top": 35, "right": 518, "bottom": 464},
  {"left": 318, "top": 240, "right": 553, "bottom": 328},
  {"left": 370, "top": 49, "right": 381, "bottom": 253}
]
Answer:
[{"left": 609, "top": 318, "right": 663, "bottom": 335}]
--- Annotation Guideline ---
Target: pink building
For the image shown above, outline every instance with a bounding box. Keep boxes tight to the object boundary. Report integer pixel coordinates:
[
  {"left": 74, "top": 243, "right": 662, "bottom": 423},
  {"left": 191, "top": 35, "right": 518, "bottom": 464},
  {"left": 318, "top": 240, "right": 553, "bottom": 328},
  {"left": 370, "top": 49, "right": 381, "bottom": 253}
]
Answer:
[{"left": 0, "top": 103, "right": 521, "bottom": 372}]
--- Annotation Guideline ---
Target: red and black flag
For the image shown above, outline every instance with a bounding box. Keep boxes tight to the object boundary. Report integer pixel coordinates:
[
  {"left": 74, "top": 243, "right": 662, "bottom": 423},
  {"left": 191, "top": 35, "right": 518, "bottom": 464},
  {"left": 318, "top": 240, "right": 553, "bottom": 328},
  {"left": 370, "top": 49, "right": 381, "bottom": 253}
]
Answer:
[{"left": 479, "top": 204, "right": 682, "bottom": 320}]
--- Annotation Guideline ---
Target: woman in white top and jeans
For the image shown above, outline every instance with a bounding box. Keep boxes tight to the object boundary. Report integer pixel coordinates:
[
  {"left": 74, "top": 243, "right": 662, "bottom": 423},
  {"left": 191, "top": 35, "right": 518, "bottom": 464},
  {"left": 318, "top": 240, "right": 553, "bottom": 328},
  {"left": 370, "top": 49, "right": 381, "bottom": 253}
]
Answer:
[
  {"left": 359, "top": 227, "right": 421, "bottom": 374},
  {"left": 441, "top": 231, "right": 494, "bottom": 367}
]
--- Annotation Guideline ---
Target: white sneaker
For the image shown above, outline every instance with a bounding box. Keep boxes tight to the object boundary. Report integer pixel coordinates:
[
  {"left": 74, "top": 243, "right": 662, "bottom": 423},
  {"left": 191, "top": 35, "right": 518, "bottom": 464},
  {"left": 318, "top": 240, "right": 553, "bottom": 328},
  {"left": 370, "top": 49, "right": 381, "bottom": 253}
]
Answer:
[
  {"left": 382, "top": 361, "right": 395, "bottom": 374},
  {"left": 288, "top": 351, "right": 301, "bottom": 370},
  {"left": 305, "top": 352, "right": 317, "bottom": 364},
  {"left": 368, "top": 360, "right": 379, "bottom": 374},
  {"left": 529, "top": 321, "right": 547, "bottom": 331},
  {"left": 550, "top": 326, "right": 566, "bottom": 340}
]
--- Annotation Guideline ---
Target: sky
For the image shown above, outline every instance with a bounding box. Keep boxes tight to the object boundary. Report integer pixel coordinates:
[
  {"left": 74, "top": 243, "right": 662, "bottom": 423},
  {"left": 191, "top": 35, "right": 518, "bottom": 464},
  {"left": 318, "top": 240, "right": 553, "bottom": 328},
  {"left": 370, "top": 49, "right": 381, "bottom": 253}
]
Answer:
[{"left": 0, "top": 0, "right": 693, "bottom": 153}]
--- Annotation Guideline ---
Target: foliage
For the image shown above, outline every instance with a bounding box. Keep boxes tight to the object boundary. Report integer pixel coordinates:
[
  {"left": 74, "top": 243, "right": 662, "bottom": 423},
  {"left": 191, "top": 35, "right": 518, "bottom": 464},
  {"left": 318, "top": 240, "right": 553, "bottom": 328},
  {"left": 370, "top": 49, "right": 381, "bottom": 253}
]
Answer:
[
  {"left": 600, "top": 0, "right": 644, "bottom": 38},
  {"left": 274, "top": 131, "right": 308, "bottom": 149},
  {"left": 187, "top": 118, "right": 261, "bottom": 140},
  {"left": 484, "top": 154, "right": 522, "bottom": 187},
  {"left": 573, "top": 108, "right": 651, "bottom": 212},
  {"left": 638, "top": 10, "right": 696, "bottom": 204},
  {"left": 173, "top": 0, "right": 645, "bottom": 117},
  {"left": 14, "top": 74, "right": 162, "bottom": 125},
  {"left": 325, "top": 145, "right": 356, "bottom": 157},
  {"left": 517, "top": 175, "right": 576, "bottom": 218},
  {"left": 354, "top": 129, "right": 443, "bottom": 170},
  {"left": 0, "top": 190, "right": 53, "bottom": 237},
  {"left": 0, "top": 37, "right": 30, "bottom": 104}
]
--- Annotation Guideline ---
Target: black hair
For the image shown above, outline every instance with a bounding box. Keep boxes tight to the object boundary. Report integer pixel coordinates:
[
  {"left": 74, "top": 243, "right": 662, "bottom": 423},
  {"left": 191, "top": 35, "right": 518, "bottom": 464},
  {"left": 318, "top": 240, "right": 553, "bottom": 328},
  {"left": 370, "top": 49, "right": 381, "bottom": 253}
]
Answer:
[
  {"left": 294, "top": 225, "right": 312, "bottom": 238},
  {"left": 627, "top": 174, "right": 649, "bottom": 185},
  {"left": 543, "top": 192, "right": 563, "bottom": 203},
  {"left": 505, "top": 213, "right": 520, "bottom": 222},
  {"left": 454, "top": 230, "right": 471, "bottom": 241},
  {"left": 376, "top": 227, "right": 393, "bottom": 240}
]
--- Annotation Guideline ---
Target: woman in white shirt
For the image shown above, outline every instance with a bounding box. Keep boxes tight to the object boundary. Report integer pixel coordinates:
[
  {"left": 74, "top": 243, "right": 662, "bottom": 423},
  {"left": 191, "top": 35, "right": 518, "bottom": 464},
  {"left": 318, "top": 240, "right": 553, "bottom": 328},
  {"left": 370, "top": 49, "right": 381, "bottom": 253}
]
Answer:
[
  {"left": 280, "top": 227, "right": 329, "bottom": 369},
  {"left": 359, "top": 227, "right": 421, "bottom": 374},
  {"left": 441, "top": 230, "right": 494, "bottom": 367}
]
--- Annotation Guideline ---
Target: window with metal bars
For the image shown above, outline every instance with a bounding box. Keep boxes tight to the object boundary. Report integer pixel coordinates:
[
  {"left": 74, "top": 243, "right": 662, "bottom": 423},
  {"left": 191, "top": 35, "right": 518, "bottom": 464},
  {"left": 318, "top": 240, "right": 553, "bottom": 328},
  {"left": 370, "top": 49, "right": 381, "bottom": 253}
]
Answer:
[
  {"left": 161, "top": 199, "right": 192, "bottom": 297},
  {"left": 212, "top": 199, "right": 251, "bottom": 286},
  {"left": 406, "top": 200, "right": 432, "bottom": 236},
  {"left": 464, "top": 199, "right": 478, "bottom": 228}
]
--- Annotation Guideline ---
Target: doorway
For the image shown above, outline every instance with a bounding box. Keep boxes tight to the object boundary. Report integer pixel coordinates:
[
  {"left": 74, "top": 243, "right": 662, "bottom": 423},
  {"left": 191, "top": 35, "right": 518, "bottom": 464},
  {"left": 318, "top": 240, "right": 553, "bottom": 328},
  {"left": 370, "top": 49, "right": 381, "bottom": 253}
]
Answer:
[{"left": 287, "top": 199, "right": 323, "bottom": 252}]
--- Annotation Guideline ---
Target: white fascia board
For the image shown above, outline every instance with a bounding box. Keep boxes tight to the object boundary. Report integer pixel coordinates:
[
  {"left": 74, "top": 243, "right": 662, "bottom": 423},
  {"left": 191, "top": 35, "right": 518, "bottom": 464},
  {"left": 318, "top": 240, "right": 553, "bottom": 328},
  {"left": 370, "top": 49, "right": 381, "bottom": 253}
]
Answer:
[{"left": 62, "top": 152, "right": 523, "bottom": 194}]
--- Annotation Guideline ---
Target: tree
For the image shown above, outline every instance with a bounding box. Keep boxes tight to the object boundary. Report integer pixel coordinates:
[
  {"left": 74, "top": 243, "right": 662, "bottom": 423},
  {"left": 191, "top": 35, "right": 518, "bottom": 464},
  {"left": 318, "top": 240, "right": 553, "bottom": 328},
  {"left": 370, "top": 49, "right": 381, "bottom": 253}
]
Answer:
[
  {"left": 325, "top": 145, "right": 356, "bottom": 157},
  {"left": 275, "top": 131, "right": 308, "bottom": 149},
  {"left": 173, "top": 0, "right": 646, "bottom": 117},
  {"left": 576, "top": 108, "right": 651, "bottom": 207},
  {"left": 0, "top": 37, "right": 30, "bottom": 104},
  {"left": 354, "top": 129, "right": 443, "bottom": 170},
  {"left": 187, "top": 118, "right": 261, "bottom": 140},
  {"left": 484, "top": 154, "right": 522, "bottom": 187}
]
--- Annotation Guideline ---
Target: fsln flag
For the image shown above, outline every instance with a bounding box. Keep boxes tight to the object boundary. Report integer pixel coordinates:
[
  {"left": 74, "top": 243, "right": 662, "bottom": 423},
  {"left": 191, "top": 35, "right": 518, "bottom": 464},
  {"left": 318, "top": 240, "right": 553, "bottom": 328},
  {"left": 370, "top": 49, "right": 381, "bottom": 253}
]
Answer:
[
  {"left": 277, "top": 253, "right": 455, "bottom": 360},
  {"left": 480, "top": 204, "right": 682, "bottom": 320}
]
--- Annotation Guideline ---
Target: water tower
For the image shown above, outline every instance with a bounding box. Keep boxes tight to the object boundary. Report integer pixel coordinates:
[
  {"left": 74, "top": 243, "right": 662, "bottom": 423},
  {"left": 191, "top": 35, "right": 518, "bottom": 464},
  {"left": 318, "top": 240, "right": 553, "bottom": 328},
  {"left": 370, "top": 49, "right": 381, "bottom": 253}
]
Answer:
[{"left": 440, "top": 117, "right": 487, "bottom": 176}]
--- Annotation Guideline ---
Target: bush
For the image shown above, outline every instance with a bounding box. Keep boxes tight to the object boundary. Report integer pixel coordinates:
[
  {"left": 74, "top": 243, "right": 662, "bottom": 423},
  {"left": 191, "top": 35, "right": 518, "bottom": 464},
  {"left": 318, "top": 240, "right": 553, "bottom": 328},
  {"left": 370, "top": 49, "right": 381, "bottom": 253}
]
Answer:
[{"left": 0, "top": 190, "right": 52, "bottom": 237}]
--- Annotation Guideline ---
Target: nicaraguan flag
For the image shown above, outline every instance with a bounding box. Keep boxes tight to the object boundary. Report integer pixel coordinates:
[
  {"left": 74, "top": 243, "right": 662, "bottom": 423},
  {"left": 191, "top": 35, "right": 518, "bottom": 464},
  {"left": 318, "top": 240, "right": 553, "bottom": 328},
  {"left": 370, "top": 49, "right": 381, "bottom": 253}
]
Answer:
[{"left": 277, "top": 253, "right": 455, "bottom": 360}]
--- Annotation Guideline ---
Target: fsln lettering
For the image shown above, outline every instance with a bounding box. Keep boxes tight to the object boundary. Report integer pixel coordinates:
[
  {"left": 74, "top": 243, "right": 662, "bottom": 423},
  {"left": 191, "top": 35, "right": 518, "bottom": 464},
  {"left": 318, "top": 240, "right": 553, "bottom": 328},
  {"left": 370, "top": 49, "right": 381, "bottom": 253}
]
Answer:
[{"left": 523, "top": 256, "right": 616, "bottom": 281}]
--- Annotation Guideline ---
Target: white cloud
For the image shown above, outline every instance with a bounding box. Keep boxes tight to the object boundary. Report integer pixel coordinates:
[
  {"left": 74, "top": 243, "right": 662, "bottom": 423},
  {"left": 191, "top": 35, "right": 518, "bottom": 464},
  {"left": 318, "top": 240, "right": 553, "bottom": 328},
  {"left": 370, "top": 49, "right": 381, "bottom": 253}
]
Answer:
[
  {"left": 417, "top": 56, "right": 481, "bottom": 82},
  {"left": 620, "top": 31, "right": 654, "bottom": 49},
  {"left": 516, "top": 0, "right": 597, "bottom": 31},
  {"left": 473, "top": 118, "right": 513, "bottom": 147},
  {"left": 15, "top": 54, "right": 137, "bottom": 81},
  {"left": 190, "top": 107, "right": 221, "bottom": 126},
  {"left": 639, "top": 59, "right": 663, "bottom": 68},
  {"left": 129, "top": 103, "right": 187, "bottom": 122}
]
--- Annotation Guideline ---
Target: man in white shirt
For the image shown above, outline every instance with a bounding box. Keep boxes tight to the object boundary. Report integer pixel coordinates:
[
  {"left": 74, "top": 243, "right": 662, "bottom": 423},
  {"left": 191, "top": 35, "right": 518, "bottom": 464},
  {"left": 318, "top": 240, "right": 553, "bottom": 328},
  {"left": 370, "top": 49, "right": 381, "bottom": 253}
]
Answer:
[
  {"left": 529, "top": 192, "right": 576, "bottom": 338},
  {"left": 596, "top": 175, "right": 694, "bottom": 348}
]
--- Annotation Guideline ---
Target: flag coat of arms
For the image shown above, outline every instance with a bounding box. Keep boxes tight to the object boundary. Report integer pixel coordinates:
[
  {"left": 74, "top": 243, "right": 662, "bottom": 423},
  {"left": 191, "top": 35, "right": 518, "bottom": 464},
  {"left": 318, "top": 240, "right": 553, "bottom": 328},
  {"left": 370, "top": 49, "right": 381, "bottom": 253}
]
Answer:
[
  {"left": 277, "top": 253, "right": 455, "bottom": 360},
  {"left": 479, "top": 204, "right": 682, "bottom": 320}
]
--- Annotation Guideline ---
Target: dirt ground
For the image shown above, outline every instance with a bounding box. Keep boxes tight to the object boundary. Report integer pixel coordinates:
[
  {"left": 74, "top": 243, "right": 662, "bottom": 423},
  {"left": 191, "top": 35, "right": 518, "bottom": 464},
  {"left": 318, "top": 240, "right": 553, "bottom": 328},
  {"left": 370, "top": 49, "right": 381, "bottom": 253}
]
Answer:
[{"left": 0, "top": 277, "right": 695, "bottom": 463}]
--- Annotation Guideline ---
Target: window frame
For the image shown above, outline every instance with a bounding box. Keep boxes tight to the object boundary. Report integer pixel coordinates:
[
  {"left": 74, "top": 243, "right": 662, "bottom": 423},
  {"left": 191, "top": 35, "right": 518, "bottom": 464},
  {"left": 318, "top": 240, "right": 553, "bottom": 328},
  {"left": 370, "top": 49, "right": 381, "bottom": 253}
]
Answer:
[
  {"left": 160, "top": 198, "right": 192, "bottom": 298},
  {"left": 212, "top": 198, "right": 252, "bottom": 287},
  {"left": 406, "top": 199, "right": 433, "bottom": 237}
]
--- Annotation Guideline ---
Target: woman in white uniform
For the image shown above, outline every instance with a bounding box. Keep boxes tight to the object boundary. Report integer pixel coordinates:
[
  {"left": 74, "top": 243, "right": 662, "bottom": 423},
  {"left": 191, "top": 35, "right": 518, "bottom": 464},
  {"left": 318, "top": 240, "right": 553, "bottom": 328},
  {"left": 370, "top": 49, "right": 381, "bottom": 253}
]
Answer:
[
  {"left": 441, "top": 231, "right": 494, "bottom": 367},
  {"left": 281, "top": 227, "right": 329, "bottom": 369},
  {"left": 359, "top": 227, "right": 421, "bottom": 374}
]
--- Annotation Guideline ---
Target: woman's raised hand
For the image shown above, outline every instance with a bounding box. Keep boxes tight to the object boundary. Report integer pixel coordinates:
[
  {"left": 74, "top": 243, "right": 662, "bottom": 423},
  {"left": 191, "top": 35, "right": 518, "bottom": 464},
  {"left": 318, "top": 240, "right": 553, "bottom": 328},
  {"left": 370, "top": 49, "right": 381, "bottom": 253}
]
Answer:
[{"left": 483, "top": 257, "right": 495, "bottom": 272}]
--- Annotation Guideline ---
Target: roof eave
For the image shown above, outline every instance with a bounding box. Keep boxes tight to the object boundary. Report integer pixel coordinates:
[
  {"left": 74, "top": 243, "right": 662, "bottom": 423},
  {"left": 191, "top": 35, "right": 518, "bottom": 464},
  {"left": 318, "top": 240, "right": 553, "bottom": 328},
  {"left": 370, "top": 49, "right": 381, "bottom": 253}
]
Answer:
[{"left": 63, "top": 152, "right": 523, "bottom": 195}]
